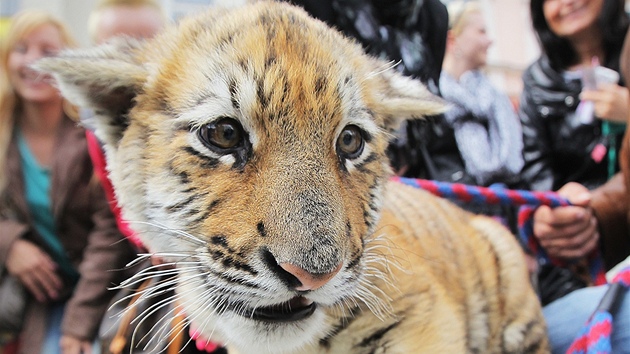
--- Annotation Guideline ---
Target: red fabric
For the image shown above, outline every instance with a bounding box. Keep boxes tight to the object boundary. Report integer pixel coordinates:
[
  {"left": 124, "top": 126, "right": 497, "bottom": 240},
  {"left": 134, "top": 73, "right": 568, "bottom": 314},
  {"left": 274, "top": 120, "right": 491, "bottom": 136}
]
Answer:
[
  {"left": 1, "top": 338, "right": 20, "bottom": 354},
  {"left": 86, "top": 131, "right": 143, "bottom": 249}
]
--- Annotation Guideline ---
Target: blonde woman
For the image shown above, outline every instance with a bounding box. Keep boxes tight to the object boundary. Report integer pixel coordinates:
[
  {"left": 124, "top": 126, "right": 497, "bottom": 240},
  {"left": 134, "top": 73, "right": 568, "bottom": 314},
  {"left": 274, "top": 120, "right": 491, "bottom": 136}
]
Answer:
[
  {"left": 430, "top": 1, "right": 523, "bottom": 231},
  {"left": 440, "top": 1, "right": 524, "bottom": 188},
  {"left": 0, "top": 10, "right": 134, "bottom": 354}
]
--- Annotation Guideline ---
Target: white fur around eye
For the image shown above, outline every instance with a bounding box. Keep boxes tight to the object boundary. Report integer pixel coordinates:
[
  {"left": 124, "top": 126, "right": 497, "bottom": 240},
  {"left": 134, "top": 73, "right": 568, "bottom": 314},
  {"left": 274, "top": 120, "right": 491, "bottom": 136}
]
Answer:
[
  {"left": 175, "top": 101, "right": 235, "bottom": 129},
  {"left": 233, "top": 76, "right": 260, "bottom": 148},
  {"left": 344, "top": 143, "right": 374, "bottom": 172}
]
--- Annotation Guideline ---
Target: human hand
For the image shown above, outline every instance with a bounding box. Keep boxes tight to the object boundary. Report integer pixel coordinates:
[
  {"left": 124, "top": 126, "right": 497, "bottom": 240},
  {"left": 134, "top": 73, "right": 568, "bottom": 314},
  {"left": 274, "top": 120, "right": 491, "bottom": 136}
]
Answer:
[
  {"left": 5, "top": 239, "right": 62, "bottom": 302},
  {"left": 580, "top": 84, "right": 630, "bottom": 124},
  {"left": 59, "top": 335, "right": 93, "bottom": 354},
  {"left": 532, "top": 182, "right": 599, "bottom": 260}
]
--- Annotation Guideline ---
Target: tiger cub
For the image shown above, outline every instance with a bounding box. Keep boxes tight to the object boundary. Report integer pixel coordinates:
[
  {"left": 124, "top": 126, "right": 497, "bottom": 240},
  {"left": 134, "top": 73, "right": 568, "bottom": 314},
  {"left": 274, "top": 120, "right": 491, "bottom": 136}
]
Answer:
[{"left": 38, "top": 2, "right": 549, "bottom": 353}]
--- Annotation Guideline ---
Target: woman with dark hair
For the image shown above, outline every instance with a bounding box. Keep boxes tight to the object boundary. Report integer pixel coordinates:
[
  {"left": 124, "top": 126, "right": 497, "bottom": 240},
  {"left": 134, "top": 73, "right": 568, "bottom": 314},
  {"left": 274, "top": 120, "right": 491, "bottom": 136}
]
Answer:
[
  {"left": 519, "top": 0, "right": 629, "bottom": 192},
  {"left": 530, "top": 28, "right": 630, "bottom": 354},
  {"left": 520, "top": 1, "right": 630, "bottom": 352}
]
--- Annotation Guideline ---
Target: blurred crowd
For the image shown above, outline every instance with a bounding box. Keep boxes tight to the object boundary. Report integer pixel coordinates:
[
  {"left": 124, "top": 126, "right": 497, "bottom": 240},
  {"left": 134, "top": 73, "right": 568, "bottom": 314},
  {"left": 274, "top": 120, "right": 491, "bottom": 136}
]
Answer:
[{"left": 0, "top": 0, "right": 629, "bottom": 353}]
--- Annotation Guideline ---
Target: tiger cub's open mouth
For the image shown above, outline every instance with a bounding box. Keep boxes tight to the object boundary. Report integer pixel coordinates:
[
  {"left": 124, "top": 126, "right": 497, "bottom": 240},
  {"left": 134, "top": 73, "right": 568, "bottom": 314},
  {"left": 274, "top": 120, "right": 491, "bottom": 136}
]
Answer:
[{"left": 248, "top": 296, "right": 317, "bottom": 322}]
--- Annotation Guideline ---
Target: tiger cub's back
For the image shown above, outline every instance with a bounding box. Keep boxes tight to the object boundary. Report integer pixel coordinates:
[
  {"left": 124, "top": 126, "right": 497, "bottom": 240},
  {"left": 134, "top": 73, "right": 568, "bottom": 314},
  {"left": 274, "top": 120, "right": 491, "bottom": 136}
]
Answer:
[{"left": 345, "top": 181, "right": 550, "bottom": 353}]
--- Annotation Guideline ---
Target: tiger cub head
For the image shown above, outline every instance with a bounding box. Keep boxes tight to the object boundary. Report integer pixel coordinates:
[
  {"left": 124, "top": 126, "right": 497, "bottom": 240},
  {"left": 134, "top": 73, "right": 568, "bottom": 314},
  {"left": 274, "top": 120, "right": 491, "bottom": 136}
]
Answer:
[{"left": 38, "top": 2, "right": 443, "bottom": 352}]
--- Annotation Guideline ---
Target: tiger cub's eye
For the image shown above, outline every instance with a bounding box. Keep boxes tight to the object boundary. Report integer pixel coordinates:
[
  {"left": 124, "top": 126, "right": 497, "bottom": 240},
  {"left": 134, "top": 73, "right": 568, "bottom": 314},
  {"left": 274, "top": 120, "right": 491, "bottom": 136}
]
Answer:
[
  {"left": 198, "top": 118, "right": 243, "bottom": 151},
  {"left": 337, "top": 125, "right": 364, "bottom": 159}
]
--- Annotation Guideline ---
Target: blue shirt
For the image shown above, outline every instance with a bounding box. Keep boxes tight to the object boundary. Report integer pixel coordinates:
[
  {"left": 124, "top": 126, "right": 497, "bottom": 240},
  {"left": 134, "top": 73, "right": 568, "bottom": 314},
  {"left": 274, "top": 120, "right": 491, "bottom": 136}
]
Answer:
[{"left": 18, "top": 132, "right": 78, "bottom": 282}]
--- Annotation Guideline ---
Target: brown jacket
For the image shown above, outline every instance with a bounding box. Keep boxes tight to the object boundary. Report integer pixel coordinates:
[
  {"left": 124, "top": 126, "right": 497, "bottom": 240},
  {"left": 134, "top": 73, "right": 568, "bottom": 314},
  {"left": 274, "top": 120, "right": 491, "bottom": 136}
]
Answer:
[
  {"left": 590, "top": 28, "right": 630, "bottom": 270},
  {"left": 0, "top": 116, "right": 135, "bottom": 353}
]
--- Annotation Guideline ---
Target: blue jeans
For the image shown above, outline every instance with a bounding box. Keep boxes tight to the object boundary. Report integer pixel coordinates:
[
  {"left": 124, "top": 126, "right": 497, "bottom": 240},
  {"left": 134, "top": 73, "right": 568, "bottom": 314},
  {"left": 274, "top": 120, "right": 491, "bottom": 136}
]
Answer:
[
  {"left": 543, "top": 285, "right": 630, "bottom": 354},
  {"left": 41, "top": 303, "right": 101, "bottom": 354}
]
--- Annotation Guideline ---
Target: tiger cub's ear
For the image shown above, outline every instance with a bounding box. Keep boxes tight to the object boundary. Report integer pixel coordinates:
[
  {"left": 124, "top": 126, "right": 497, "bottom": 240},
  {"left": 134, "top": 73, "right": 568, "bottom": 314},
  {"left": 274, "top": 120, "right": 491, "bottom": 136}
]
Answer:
[
  {"left": 35, "top": 38, "right": 148, "bottom": 147},
  {"left": 372, "top": 61, "right": 447, "bottom": 134}
]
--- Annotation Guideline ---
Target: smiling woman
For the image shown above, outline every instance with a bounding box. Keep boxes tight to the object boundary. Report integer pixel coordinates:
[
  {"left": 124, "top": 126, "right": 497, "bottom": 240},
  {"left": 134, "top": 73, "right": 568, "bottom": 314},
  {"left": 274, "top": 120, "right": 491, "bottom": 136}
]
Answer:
[
  {"left": 542, "top": 0, "right": 605, "bottom": 39},
  {"left": 519, "top": 0, "right": 629, "bottom": 352},
  {"left": 520, "top": 0, "right": 629, "bottom": 192},
  {"left": 0, "top": 11, "right": 77, "bottom": 185},
  {"left": 0, "top": 9, "right": 135, "bottom": 354},
  {"left": 8, "top": 24, "right": 63, "bottom": 112}
]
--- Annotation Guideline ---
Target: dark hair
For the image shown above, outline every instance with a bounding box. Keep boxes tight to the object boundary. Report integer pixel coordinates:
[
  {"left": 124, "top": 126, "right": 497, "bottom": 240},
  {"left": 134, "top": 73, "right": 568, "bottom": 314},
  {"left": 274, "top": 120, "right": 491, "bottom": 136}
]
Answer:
[{"left": 530, "top": 0, "right": 629, "bottom": 70}]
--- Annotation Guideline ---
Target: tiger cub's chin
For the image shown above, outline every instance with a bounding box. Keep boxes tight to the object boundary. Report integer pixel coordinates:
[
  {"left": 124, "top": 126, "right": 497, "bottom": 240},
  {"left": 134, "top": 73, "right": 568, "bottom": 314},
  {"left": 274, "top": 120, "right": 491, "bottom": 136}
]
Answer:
[{"left": 178, "top": 278, "right": 331, "bottom": 354}]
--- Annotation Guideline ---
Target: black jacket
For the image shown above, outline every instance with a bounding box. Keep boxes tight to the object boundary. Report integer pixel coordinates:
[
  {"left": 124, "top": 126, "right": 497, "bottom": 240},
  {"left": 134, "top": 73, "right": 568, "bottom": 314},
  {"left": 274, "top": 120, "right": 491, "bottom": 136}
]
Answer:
[
  {"left": 289, "top": 0, "right": 447, "bottom": 91},
  {"left": 519, "top": 55, "right": 626, "bottom": 192}
]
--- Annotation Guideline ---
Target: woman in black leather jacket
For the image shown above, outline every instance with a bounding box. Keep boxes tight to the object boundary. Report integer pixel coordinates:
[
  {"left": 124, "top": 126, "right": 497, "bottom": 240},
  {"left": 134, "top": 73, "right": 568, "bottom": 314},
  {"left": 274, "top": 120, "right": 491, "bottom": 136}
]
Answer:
[{"left": 519, "top": 0, "right": 629, "bottom": 192}]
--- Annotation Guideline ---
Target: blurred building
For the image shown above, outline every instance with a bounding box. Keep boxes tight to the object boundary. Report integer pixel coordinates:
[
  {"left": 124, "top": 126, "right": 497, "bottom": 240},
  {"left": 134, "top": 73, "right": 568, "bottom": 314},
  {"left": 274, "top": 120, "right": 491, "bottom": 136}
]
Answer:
[{"left": 479, "top": 0, "right": 540, "bottom": 106}]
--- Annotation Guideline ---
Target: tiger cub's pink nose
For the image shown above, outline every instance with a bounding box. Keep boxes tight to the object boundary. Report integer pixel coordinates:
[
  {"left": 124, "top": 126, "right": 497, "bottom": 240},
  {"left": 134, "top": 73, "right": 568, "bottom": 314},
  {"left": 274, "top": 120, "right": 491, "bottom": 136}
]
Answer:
[{"left": 279, "top": 262, "right": 343, "bottom": 291}]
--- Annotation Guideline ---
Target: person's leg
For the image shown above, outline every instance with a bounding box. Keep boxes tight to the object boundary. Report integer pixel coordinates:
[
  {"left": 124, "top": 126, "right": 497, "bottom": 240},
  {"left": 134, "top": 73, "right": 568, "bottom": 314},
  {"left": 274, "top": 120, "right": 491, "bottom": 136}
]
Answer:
[
  {"left": 41, "top": 302, "right": 103, "bottom": 354},
  {"left": 41, "top": 303, "right": 65, "bottom": 354},
  {"left": 543, "top": 285, "right": 630, "bottom": 354}
]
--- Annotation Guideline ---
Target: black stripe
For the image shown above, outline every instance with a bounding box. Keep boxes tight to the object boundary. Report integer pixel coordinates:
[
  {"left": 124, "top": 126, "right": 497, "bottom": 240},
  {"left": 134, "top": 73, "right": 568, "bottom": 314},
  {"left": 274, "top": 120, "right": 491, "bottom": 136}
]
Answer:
[
  {"left": 177, "top": 170, "right": 190, "bottom": 184},
  {"left": 265, "top": 50, "right": 277, "bottom": 69},
  {"left": 218, "top": 272, "right": 260, "bottom": 288},
  {"left": 346, "top": 250, "right": 362, "bottom": 271},
  {"left": 229, "top": 78, "right": 240, "bottom": 110},
  {"left": 182, "top": 146, "right": 220, "bottom": 169},
  {"left": 363, "top": 209, "right": 372, "bottom": 230},
  {"left": 238, "top": 57, "right": 248, "bottom": 72},
  {"left": 184, "top": 207, "right": 202, "bottom": 218},
  {"left": 257, "top": 78, "right": 268, "bottom": 109},
  {"left": 209, "top": 249, "right": 257, "bottom": 275},
  {"left": 355, "top": 152, "right": 378, "bottom": 173},
  {"left": 345, "top": 221, "right": 352, "bottom": 239},
  {"left": 166, "top": 194, "right": 199, "bottom": 212},
  {"left": 190, "top": 209, "right": 211, "bottom": 224},
  {"left": 257, "top": 222, "right": 267, "bottom": 237},
  {"left": 202, "top": 269, "right": 259, "bottom": 289},
  {"left": 357, "top": 321, "right": 400, "bottom": 348},
  {"left": 314, "top": 75, "right": 326, "bottom": 97},
  {"left": 211, "top": 235, "right": 228, "bottom": 247}
]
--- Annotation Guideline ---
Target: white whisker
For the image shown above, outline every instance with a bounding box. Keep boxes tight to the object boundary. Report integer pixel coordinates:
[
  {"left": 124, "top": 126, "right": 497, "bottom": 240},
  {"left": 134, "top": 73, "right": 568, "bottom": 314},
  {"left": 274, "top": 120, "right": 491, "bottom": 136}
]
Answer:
[
  {"left": 129, "top": 220, "right": 206, "bottom": 245},
  {"left": 366, "top": 59, "right": 401, "bottom": 78}
]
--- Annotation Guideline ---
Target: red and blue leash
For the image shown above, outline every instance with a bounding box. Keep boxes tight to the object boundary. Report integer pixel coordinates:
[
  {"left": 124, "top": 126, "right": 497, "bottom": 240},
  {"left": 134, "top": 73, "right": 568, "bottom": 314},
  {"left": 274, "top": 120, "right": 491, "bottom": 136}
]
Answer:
[
  {"left": 392, "top": 177, "right": 630, "bottom": 354},
  {"left": 392, "top": 177, "right": 571, "bottom": 207},
  {"left": 566, "top": 270, "right": 630, "bottom": 354}
]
